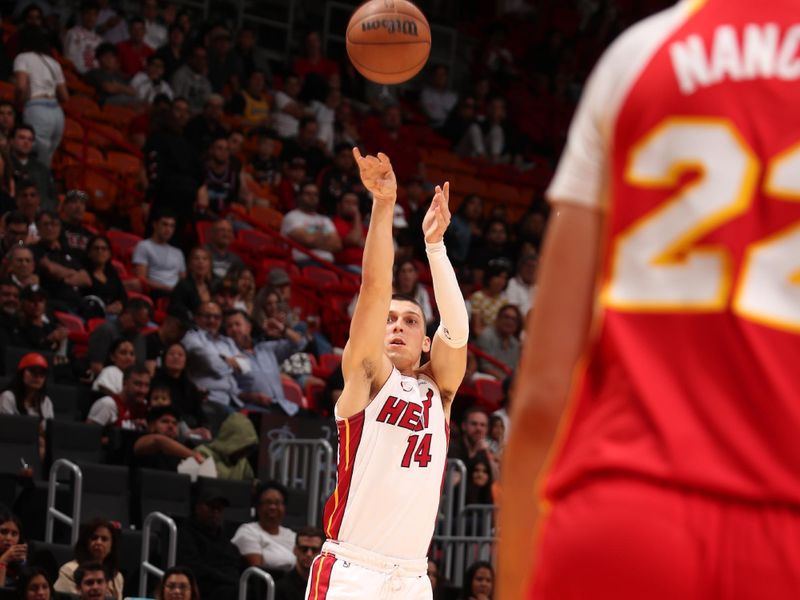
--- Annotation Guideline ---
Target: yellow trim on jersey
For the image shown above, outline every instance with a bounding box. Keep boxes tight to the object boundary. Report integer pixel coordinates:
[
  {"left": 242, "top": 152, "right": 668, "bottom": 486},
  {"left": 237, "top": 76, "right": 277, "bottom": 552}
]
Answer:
[
  {"left": 686, "top": 0, "right": 709, "bottom": 16},
  {"left": 325, "top": 417, "right": 351, "bottom": 537},
  {"left": 312, "top": 555, "right": 325, "bottom": 600}
]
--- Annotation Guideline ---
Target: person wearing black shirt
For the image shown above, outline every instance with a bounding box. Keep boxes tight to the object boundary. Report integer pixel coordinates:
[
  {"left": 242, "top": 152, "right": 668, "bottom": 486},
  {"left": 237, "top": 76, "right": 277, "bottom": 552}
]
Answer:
[
  {"left": 83, "top": 234, "right": 127, "bottom": 316},
  {"left": 151, "top": 342, "right": 206, "bottom": 429},
  {"left": 280, "top": 116, "right": 327, "bottom": 180},
  {"left": 12, "top": 285, "right": 68, "bottom": 354},
  {"left": 142, "top": 304, "right": 193, "bottom": 373},
  {"left": 275, "top": 527, "right": 324, "bottom": 600},
  {"left": 61, "top": 190, "right": 94, "bottom": 257},
  {"left": 133, "top": 405, "right": 202, "bottom": 471}
]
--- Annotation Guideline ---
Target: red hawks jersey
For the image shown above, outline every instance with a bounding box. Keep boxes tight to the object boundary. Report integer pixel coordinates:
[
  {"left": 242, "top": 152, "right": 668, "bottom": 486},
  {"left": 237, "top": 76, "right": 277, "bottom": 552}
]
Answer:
[
  {"left": 322, "top": 368, "right": 448, "bottom": 559},
  {"left": 545, "top": 0, "right": 800, "bottom": 504}
]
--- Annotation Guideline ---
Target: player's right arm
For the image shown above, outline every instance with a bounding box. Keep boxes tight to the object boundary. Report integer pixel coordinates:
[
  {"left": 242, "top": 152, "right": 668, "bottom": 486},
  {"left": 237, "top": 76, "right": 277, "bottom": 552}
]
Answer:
[{"left": 336, "top": 149, "right": 396, "bottom": 418}]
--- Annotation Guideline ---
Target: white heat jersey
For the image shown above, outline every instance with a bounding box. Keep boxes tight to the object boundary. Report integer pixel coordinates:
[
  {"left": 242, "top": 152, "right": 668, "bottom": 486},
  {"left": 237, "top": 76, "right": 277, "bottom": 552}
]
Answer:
[{"left": 322, "top": 367, "right": 449, "bottom": 560}]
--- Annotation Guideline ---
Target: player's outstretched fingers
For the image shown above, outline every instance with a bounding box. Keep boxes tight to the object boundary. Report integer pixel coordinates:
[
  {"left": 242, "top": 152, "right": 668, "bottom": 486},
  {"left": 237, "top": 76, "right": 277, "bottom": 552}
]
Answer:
[
  {"left": 352, "top": 146, "right": 364, "bottom": 164},
  {"left": 377, "top": 152, "right": 392, "bottom": 166}
]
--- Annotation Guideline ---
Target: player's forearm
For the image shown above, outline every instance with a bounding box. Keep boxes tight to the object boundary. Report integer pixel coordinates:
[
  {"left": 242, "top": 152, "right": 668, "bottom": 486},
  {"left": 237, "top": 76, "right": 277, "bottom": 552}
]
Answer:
[
  {"left": 360, "top": 201, "right": 395, "bottom": 291},
  {"left": 426, "top": 240, "right": 468, "bottom": 347}
]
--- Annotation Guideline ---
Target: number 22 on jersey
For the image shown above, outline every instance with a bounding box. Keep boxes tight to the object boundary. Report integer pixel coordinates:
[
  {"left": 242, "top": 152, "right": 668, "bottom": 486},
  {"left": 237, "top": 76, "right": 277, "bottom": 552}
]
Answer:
[{"left": 602, "top": 117, "right": 800, "bottom": 333}]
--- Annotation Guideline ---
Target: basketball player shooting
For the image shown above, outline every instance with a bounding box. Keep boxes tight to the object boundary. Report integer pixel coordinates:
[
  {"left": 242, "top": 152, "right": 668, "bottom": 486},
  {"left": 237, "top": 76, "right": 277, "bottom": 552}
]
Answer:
[
  {"left": 305, "top": 149, "right": 468, "bottom": 600},
  {"left": 498, "top": 0, "right": 800, "bottom": 599}
]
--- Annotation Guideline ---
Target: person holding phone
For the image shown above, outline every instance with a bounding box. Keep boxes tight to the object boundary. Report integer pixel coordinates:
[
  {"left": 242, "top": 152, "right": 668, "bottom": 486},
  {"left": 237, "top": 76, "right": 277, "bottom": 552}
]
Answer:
[{"left": 0, "top": 506, "right": 27, "bottom": 587}]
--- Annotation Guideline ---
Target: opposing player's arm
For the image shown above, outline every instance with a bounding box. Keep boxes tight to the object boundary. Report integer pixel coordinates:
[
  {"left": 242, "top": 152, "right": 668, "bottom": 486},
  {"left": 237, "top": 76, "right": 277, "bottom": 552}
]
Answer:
[
  {"left": 424, "top": 183, "right": 469, "bottom": 411},
  {"left": 496, "top": 202, "right": 603, "bottom": 600},
  {"left": 338, "top": 149, "right": 396, "bottom": 418}
]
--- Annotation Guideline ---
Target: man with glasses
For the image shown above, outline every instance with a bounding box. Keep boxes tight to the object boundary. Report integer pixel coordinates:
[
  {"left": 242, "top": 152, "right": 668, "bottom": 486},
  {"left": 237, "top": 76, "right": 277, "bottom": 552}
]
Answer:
[
  {"left": 61, "top": 189, "right": 93, "bottom": 255},
  {"left": 31, "top": 210, "right": 91, "bottom": 313},
  {"left": 232, "top": 481, "right": 296, "bottom": 572},
  {"left": 275, "top": 527, "right": 324, "bottom": 600},
  {"left": 182, "top": 300, "right": 245, "bottom": 409}
]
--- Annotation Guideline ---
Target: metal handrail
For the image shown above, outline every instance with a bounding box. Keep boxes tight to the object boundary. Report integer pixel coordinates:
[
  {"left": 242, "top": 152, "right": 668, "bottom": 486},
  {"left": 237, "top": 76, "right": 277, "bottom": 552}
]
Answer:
[
  {"left": 431, "top": 534, "right": 495, "bottom": 587},
  {"left": 238, "top": 566, "right": 276, "bottom": 600},
  {"left": 138, "top": 511, "right": 178, "bottom": 597},
  {"left": 439, "top": 458, "right": 467, "bottom": 536},
  {"left": 45, "top": 459, "right": 82, "bottom": 546},
  {"left": 269, "top": 438, "right": 334, "bottom": 526}
]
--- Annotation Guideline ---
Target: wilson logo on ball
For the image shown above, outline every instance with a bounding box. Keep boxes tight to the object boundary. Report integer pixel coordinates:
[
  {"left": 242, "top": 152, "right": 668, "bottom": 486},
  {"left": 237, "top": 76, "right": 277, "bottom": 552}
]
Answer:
[{"left": 361, "top": 19, "right": 419, "bottom": 35}]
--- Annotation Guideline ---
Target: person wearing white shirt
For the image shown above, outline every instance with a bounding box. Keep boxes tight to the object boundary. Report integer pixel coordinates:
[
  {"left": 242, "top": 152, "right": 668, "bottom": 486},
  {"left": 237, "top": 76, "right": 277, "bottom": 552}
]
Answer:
[
  {"left": 232, "top": 481, "right": 297, "bottom": 572},
  {"left": 131, "top": 55, "right": 173, "bottom": 102},
  {"left": 63, "top": 2, "right": 102, "bottom": 74},
  {"left": 420, "top": 65, "right": 458, "bottom": 129},
  {"left": 142, "top": 0, "right": 167, "bottom": 50},
  {"left": 280, "top": 182, "right": 341, "bottom": 264},
  {"left": 504, "top": 253, "right": 538, "bottom": 317}
]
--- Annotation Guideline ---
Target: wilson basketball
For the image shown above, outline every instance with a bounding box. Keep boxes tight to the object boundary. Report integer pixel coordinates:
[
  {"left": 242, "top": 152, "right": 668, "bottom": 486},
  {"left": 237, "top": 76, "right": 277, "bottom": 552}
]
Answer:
[{"left": 346, "top": 0, "right": 431, "bottom": 85}]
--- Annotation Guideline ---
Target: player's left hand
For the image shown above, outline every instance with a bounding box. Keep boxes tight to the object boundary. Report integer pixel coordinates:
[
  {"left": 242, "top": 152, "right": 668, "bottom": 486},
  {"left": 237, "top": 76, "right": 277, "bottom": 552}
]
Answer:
[{"left": 422, "top": 182, "right": 451, "bottom": 244}]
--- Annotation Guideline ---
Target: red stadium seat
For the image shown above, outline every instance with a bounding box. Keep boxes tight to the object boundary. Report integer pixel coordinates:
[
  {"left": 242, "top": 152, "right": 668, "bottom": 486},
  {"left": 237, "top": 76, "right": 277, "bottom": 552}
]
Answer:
[
  {"left": 475, "top": 378, "right": 505, "bottom": 412},
  {"left": 319, "top": 353, "right": 342, "bottom": 373},
  {"left": 302, "top": 266, "right": 339, "bottom": 287},
  {"left": 107, "top": 230, "right": 143, "bottom": 262},
  {"left": 54, "top": 311, "right": 85, "bottom": 333},
  {"left": 196, "top": 221, "right": 213, "bottom": 244},
  {"left": 303, "top": 380, "right": 326, "bottom": 414},
  {"left": 126, "top": 291, "right": 154, "bottom": 307},
  {"left": 281, "top": 376, "right": 307, "bottom": 409}
]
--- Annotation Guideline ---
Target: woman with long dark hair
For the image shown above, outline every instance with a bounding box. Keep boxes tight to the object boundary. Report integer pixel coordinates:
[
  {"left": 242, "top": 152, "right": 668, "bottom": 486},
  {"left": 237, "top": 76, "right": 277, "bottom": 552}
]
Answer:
[
  {"left": 466, "top": 455, "right": 495, "bottom": 506},
  {"left": 16, "top": 566, "right": 52, "bottom": 600},
  {"left": 83, "top": 235, "right": 127, "bottom": 316},
  {"left": 54, "top": 518, "right": 123, "bottom": 599},
  {"left": 461, "top": 561, "right": 494, "bottom": 600},
  {"left": 12, "top": 26, "right": 68, "bottom": 167},
  {"left": 0, "top": 353, "right": 52, "bottom": 460},
  {"left": 170, "top": 247, "right": 212, "bottom": 313},
  {"left": 151, "top": 342, "right": 206, "bottom": 429},
  {"left": 92, "top": 337, "right": 137, "bottom": 396},
  {"left": 0, "top": 506, "right": 27, "bottom": 588},
  {"left": 156, "top": 565, "right": 200, "bottom": 600},
  {"left": 393, "top": 259, "right": 434, "bottom": 323}
]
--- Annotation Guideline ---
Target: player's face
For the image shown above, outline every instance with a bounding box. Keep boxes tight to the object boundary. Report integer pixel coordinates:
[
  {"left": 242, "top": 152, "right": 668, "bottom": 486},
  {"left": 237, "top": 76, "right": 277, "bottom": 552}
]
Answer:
[{"left": 385, "top": 300, "right": 430, "bottom": 369}]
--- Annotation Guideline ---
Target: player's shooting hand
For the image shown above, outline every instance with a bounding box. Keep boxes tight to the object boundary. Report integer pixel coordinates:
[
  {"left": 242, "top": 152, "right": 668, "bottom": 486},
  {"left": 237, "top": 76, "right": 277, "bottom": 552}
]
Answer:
[
  {"left": 353, "top": 147, "right": 396, "bottom": 203},
  {"left": 423, "top": 182, "right": 452, "bottom": 244}
]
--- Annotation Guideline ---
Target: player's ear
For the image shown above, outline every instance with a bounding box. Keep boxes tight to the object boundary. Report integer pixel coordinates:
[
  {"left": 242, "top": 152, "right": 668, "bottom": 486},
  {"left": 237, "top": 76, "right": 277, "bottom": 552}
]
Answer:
[{"left": 422, "top": 335, "right": 431, "bottom": 353}]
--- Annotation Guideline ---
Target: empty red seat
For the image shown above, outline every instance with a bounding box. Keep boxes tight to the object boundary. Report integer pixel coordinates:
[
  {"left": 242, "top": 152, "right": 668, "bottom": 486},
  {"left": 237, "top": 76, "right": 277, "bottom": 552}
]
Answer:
[{"left": 302, "top": 266, "right": 339, "bottom": 287}]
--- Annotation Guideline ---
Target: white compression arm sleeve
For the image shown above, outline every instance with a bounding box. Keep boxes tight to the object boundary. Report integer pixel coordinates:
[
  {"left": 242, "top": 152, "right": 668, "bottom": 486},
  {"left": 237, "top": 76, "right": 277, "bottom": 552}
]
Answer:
[{"left": 426, "top": 240, "right": 469, "bottom": 348}]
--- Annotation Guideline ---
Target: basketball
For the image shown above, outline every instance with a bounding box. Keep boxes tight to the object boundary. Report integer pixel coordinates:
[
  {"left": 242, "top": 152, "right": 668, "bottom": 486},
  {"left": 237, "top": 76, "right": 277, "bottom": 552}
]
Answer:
[{"left": 346, "top": 0, "right": 431, "bottom": 85}]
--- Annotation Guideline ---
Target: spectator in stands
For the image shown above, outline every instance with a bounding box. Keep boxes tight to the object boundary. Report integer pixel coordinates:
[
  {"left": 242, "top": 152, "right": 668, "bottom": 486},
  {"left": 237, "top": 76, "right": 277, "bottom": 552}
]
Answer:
[
  {"left": 274, "top": 527, "right": 324, "bottom": 600},
  {"left": 281, "top": 117, "right": 327, "bottom": 179},
  {"left": 5, "top": 245, "right": 39, "bottom": 289},
  {"left": 446, "top": 194, "right": 484, "bottom": 266},
  {"left": 461, "top": 561, "right": 494, "bottom": 600},
  {"left": 0, "top": 278, "right": 20, "bottom": 345},
  {"left": 10, "top": 126, "right": 56, "bottom": 210},
  {"left": 211, "top": 279, "right": 238, "bottom": 312},
  {"left": 86, "top": 365, "right": 150, "bottom": 430},
  {"left": 332, "top": 191, "right": 366, "bottom": 270},
  {"left": 54, "top": 518, "right": 123, "bottom": 600},
  {"left": 148, "top": 383, "right": 211, "bottom": 442},
  {"left": 195, "top": 412, "right": 257, "bottom": 480},
  {"left": 0, "top": 102, "right": 15, "bottom": 142},
  {"left": 449, "top": 407, "right": 494, "bottom": 465},
  {"left": 228, "top": 129, "right": 245, "bottom": 161},
  {"left": 172, "top": 45, "right": 212, "bottom": 115},
  {"left": 170, "top": 246, "right": 212, "bottom": 312},
  {"left": 443, "top": 96, "right": 479, "bottom": 151},
  {"left": 276, "top": 156, "right": 306, "bottom": 212},
  {"left": 177, "top": 485, "right": 241, "bottom": 600},
  {"left": 86, "top": 43, "right": 139, "bottom": 106},
  {"left": 207, "top": 26, "right": 237, "bottom": 93},
  {"left": 83, "top": 234, "right": 126, "bottom": 316},
  {"left": 488, "top": 413, "right": 506, "bottom": 458},
  {"left": 420, "top": 65, "right": 457, "bottom": 129},
  {"left": 227, "top": 69, "right": 270, "bottom": 128},
  {"left": 280, "top": 181, "right": 341, "bottom": 266},
  {"left": 141, "top": 0, "right": 167, "bottom": 49},
  {"left": 92, "top": 337, "right": 137, "bottom": 395},
  {"left": 0, "top": 352, "right": 52, "bottom": 459},
  {"left": 1, "top": 211, "right": 31, "bottom": 256},
  {"left": 13, "top": 286, "right": 69, "bottom": 357},
  {"left": 0, "top": 507, "right": 26, "bottom": 588},
  {"left": 87, "top": 298, "right": 151, "bottom": 375},
  {"left": 231, "top": 26, "right": 271, "bottom": 87},
  {"left": 292, "top": 31, "right": 339, "bottom": 80},
  {"left": 184, "top": 94, "right": 227, "bottom": 152},
  {"left": 32, "top": 210, "right": 91, "bottom": 312},
  {"left": 117, "top": 17, "right": 154, "bottom": 78},
  {"left": 463, "top": 96, "right": 516, "bottom": 164},
  {"left": 504, "top": 252, "right": 537, "bottom": 317},
  {"left": 394, "top": 260, "right": 434, "bottom": 323},
  {"left": 61, "top": 190, "right": 93, "bottom": 255},
  {"left": 272, "top": 73, "right": 306, "bottom": 140},
  {"left": 198, "top": 135, "right": 251, "bottom": 215},
  {"left": 334, "top": 97, "right": 360, "bottom": 149},
  {"left": 151, "top": 342, "right": 208, "bottom": 430},
  {"left": 132, "top": 210, "right": 186, "bottom": 296},
  {"left": 155, "top": 24, "right": 185, "bottom": 81},
  {"left": 229, "top": 266, "right": 256, "bottom": 315},
  {"left": 131, "top": 54, "right": 173, "bottom": 103},
  {"left": 0, "top": 149, "right": 15, "bottom": 213},
  {"left": 317, "top": 144, "right": 359, "bottom": 215},
  {"left": 13, "top": 25, "right": 68, "bottom": 168},
  {"left": 133, "top": 404, "right": 205, "bottom": 470},
  {"left": 141, "top": 304, "right": 193, "bottom": 373},
  {"left": 466, "top": 455, "right": 494, "bottom": 505},
  {"left": 224, "top": 308, "right": 305, "bottom": 415},
  {"left": 16, "top": 566, "right": 54, "bottom": 600},
  {"left": 469, "top": 259, "right": 512, "bottom": 335},
  {"left": 363, "top": 105, "right": 422, "bottom": 183},
  {"left": 474, "top": 303, "right": 521, "bottom": 378},
  {"left": 182, "top": 300, "right": 243, "bottom": 408},
  {"left": 468, "top": 219, "right": 512, "bottom": 277},
  {"left": 73, "top": 562, "right": 109, "bottom": 600},
  {"left": 232, "top": 481, "right": 296, "bottom": 572},
  {"left": 96, "top": 0, "right": 128, "bottom": 44},
  {"left": 155, "top": 566, "right": 201, "bottom": 600},
  {"left": 63, "top": 1, "right": 102, "bottom": 75}
]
